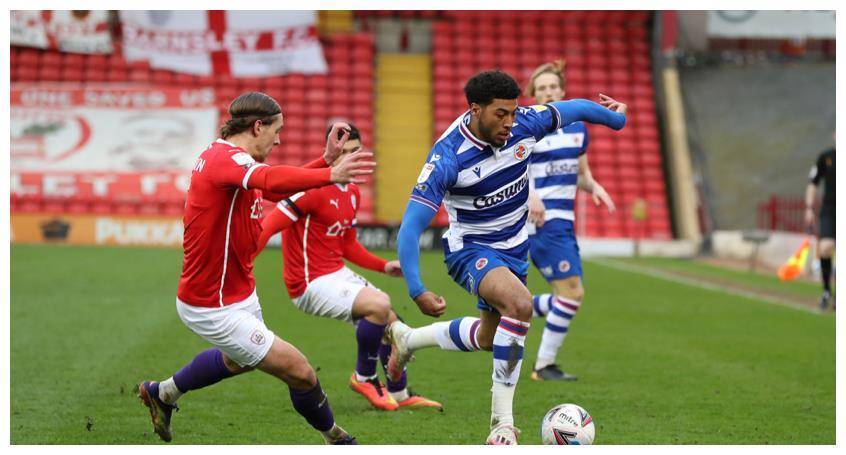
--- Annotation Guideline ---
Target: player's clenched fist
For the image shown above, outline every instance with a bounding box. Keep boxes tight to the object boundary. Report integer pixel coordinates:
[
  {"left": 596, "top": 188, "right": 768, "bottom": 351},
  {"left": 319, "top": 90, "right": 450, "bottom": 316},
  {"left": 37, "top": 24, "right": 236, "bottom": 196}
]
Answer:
[
  {"left": 330, "top": 151, "right": 376, "bottom": 184},
  {"left": 414, "top": 291, "right": 446, "bottom": 318},
  {"left": 384, "top": 260, "right": 403, "bottom": 277}
]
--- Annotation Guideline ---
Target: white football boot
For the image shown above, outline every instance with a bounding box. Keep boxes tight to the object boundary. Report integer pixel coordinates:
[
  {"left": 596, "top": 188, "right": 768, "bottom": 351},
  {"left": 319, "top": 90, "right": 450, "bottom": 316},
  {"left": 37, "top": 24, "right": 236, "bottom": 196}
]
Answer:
[
  {"left": 486, "top": 423, "right": 521, "bottom": 445},
  {"left": 385, "top": 321, "right": 415, "bottom": 380}
]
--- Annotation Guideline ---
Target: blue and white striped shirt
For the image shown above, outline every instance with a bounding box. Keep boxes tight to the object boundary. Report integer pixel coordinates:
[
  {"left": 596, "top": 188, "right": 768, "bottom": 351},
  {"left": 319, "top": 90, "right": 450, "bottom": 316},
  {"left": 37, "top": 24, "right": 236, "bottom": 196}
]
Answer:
[
  {"left": 529, "top": 122, "right": 589, "bottom": 225},
  {"left": 409, "top": 105, "right": 562, "bottom": 257}
]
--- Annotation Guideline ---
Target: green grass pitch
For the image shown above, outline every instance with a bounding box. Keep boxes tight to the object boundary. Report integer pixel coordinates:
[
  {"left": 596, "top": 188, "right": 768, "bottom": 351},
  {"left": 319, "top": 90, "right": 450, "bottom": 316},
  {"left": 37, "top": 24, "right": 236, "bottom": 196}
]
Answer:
[{"left": 10, "top": 244, "right": 835, "bottom": 444}]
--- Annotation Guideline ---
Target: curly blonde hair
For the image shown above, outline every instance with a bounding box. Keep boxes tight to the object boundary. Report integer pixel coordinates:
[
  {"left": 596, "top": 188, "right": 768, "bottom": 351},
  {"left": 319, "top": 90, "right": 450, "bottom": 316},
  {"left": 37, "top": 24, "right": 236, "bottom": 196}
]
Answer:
[{"left": 524, "top": 60, "right": 566, "bottom": 98}]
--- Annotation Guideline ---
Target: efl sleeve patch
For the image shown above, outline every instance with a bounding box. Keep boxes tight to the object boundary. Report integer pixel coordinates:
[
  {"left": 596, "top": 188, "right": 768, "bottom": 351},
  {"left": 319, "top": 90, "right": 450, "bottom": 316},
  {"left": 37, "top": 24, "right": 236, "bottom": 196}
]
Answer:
[
  {"left": 231, "top": 152, "right": 256, "bottom": 166},
  {"left": 417, "top": 162, "right": 435, "bottom": 183}
]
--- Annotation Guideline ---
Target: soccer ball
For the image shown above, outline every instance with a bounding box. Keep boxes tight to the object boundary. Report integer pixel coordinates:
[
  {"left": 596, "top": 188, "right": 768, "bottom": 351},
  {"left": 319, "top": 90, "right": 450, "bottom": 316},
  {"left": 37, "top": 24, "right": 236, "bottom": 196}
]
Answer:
[{"left": 540, "top": 403, "right": 595, "bottom": 445}]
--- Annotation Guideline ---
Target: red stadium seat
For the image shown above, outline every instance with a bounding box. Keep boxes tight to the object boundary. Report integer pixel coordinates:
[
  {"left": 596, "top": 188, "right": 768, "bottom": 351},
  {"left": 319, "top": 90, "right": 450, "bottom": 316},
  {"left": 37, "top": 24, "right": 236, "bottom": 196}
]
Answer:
[
  {"left": 61, "top": 67, "right": 83, "bottom": 82},
  {"left": 87, "top": 54, "right": 108, "bottom": 70},
  {"left": 107, "top": 53, "right": 127, "bottom": 69},
  {"left": 36, "top": 66, "right": 60, "bottom": 81},
  {"left": 152, "top": 70, "right": 173, "bottom": 85},
  {"left": 84, "top": 68, "right": 108, "bottom": 82},
  {"left": 128, "top": 69, "right": 150, "bottom": 83},
  {"left": 103, "top": 66, "right": 126, "bottom": 81},
  {"left": 18, "top": 49, "right": 39, "bottom": 66},
  {"left": 41, "top": 52, "right": 62, "bottom": 68}
]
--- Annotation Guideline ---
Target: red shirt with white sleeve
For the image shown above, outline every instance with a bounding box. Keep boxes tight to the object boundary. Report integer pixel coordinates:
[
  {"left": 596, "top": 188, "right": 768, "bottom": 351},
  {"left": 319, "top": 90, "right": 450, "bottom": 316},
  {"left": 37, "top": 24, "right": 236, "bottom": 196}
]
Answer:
[
  {"left": 257, "top": 183, "right": 388, "bottom": 299},
  {"left": 177, "top": 139, "right": 331, "bottom": 308}
]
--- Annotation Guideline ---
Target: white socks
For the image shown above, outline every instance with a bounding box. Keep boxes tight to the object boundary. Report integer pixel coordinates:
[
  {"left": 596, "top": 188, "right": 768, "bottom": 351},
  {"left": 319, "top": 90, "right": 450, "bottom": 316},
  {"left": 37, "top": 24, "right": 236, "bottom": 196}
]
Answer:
[
  {"left": 490, "top": 382, "right": 516, "bottom": 427},
  {"left": 403, "top": 314, "right": 529, "bottom": 430},
  {"left": 492, "top": 316, "right": 529, "bottom": 386},
  {"left": 532, "top": 294, "right": 553, "bottom": 317},
  {"left": 158, "top": 377, "right": 183, "bottom": 404},
  {"left": 408, "top": 317, "right": 481, "bottom": 352},
  {"left": 354, "top": 372, "right": 377, "bottom": 382},
  {"left": 389, "top": 388, "right": 410, "bottom": 402},
  {"left": 534, "top": 295, "right": 581, "bottom": 370}
]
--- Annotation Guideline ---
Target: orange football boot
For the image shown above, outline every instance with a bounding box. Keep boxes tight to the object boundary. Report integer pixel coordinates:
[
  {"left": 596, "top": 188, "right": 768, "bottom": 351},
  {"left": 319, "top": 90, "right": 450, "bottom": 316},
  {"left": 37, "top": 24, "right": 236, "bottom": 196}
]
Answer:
[
  {"left": 396, "top": 389, "right": 443, "bottom": 411},
  {"left": 348, "top": 373, "right": 398, "bottom": 411}
]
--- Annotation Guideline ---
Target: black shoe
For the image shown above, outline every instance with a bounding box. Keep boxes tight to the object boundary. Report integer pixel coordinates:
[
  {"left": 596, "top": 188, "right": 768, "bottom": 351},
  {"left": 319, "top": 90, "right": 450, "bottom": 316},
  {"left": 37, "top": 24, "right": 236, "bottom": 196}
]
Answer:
[
  {"left": 331, "top": 435, "right": 359, "bottom": 445},
  {"left": 322, "top": 424, "right": 358, "bottom": 444},
  {"left": 138, "top": 381, "right": 178, "bottom": 442},
  {"left": 819, "top": 291, "right": 832, "bottom": 310},
  {"left": 530, "top": 364, "right": 578, "bottom": 381}
]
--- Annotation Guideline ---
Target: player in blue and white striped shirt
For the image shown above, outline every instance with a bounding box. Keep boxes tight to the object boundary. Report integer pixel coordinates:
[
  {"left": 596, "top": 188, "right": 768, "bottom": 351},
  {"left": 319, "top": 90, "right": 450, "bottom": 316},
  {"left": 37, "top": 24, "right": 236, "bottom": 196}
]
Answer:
[
  {"left": 525, "top": 61, "right": 618, "bottom": 382},
  {"left": 385, "top": 70, "right": 627, "bottom": 444}
]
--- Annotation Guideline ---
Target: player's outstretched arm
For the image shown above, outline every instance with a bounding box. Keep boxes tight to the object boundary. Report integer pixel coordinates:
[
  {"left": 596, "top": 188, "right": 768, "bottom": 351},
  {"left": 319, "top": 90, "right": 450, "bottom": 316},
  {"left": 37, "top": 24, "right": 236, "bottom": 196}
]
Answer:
[
  {"left": 397, "top": 201, "right": 446, "bottom": 317},
  {"left": 342, "top": 228, "right": 390, "bottom": 273},
  {"left": 550, "top": 98, "right": 627, "bottom": 131},
  {"left": 247, "top": 151, "right": 375, "bottom": 195}
]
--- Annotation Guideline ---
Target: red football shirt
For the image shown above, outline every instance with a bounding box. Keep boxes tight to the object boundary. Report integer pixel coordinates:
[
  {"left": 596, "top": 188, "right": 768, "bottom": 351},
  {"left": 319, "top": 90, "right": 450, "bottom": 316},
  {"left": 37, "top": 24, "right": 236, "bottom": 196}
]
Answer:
[
  {"left": 176, "top": 139, "right": 270, "bottom": 307},
  {"left": 278, "top": 184, "right": 362, "bottom": 298}
]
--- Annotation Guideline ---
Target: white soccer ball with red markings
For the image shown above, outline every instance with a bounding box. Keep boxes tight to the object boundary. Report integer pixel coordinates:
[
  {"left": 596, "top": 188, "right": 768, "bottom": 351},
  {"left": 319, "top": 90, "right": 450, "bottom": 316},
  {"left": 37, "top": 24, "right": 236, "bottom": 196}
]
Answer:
[{"left": 541, "top": 403, "right": 595, "bottom": 445}]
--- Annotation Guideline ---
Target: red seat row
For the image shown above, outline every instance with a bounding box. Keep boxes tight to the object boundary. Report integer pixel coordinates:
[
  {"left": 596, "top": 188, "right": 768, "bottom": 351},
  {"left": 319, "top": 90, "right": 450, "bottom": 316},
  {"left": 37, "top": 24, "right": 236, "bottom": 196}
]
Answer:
[
  {"left": 11, "top": 32, "right": 377, "bottom": 222},
  {"left": 429, "top": 11, "right": 671, "bottom": 239}
]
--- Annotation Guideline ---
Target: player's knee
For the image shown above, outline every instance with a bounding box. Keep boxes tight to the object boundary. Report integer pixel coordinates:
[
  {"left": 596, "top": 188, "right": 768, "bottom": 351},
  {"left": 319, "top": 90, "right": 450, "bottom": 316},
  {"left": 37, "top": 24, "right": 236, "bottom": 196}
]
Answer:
[
  {"left": 819, "top": 240, "right": 835, "bottom": 257},
  {"left": 287, "top": 359, "right": 318, "bottom": 389},
  {"left": 516, "top": 299, "right": 534, "bottom": 321},
  {"left": 222, "top": 353, "right": 252, "bottom": 374},
  {"left": 564, "top": 287, "right": 584, "bottom": 303},
  {"left": 501, "top": 297, "right": 533, "bottom": 321},
  {"left": 366, "top": 293, "right": 392, "bottom": 325}
]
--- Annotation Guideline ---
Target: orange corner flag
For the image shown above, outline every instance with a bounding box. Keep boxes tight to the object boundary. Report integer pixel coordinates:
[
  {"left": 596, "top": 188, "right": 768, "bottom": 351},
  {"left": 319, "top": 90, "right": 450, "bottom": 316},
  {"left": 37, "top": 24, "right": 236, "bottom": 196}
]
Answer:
[{"left": 777, "top": 237, "right": 811, "bottom": 281}]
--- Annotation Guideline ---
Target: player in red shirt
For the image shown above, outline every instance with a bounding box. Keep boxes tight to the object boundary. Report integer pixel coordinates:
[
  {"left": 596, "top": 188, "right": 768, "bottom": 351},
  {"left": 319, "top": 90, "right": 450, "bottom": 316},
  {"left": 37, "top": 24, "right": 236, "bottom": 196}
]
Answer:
[
  {"left": 256, "top": 124, "right": 442, "bottom": 412},
  {"left": 138, "top": 92, "right": 373, "bottom": 444}
]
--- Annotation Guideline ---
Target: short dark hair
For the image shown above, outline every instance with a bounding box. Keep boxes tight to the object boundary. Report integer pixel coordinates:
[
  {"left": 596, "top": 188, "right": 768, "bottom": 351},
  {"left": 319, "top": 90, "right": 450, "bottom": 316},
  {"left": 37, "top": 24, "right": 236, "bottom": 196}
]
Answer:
[
  {"left": 220, "top": 92, "right": 282, "bottom": 139},
  {"left": 464, "top": 70, "right": 521, "bottom": 106},
  {"left": 325, "top": 122, "right": 361, "bottom": 142}
]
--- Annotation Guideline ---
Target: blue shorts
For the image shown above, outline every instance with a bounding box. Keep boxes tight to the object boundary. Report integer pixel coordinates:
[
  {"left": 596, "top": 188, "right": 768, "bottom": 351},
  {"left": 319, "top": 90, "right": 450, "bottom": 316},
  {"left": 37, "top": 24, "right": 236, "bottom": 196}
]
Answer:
[
  {"left": 529, "top": 219, "right": 583, "bottom": 282},
  {"left": 443, "top": 240, "right": 529, "bottom": 313}
]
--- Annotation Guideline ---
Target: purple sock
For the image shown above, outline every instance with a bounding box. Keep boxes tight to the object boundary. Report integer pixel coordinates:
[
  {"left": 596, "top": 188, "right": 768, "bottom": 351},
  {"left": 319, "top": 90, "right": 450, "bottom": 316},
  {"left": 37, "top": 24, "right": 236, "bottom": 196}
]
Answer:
[
  {"left": 289, "top": 380, "right": 335, "bottom": 432},
  {"left": 356, "top": 319, "right": 386, "bottom": 377},
  {"left": 172, "top": 348, "right": 235, "bottom": 392},
  {"left": 379, "top": 342, "right": 407, "bottom": 392}
]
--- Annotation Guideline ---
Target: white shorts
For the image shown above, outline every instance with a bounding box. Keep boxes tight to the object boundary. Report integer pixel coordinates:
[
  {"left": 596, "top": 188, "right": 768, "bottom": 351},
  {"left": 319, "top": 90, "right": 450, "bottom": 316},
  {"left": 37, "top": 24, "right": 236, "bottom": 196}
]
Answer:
[
  {"left": 176, "top": 291, "right": 275, "bottom": 368},
  {"left": 291, "top": 266, "right": 376, "bottom": 323}
]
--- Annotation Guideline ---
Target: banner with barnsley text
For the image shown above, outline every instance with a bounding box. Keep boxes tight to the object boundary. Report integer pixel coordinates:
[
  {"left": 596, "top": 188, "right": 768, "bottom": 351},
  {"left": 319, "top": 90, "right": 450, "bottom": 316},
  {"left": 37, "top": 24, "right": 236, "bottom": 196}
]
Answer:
[
  {"left": 119, "top": 10, "right": 328, "bottom": 77},
  {"left": 11, "top": 84, "right": 217, "bottom": 199},
  {"left": 10, "top": 10, "right": 113, "bottom": 54}
]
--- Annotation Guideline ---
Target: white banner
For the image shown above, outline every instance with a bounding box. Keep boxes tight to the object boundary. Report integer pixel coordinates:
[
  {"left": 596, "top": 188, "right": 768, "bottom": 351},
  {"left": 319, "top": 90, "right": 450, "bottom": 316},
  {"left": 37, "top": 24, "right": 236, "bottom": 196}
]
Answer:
[
  {"left": 119, "top": 10, "right": 328, "bottom": 77},
  {"left": 10, "top": 10, "right": 113, "bottom": 54},
  {"left": 708, "top": 11, "right": 835, "bottom": 39},
  {"left": 11, "top": 84, "right": 218, "bottom": 173}
]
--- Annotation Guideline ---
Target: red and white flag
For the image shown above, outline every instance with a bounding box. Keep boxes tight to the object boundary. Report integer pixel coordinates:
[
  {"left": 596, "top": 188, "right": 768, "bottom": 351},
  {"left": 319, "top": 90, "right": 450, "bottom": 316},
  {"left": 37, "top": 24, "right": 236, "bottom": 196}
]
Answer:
[
  {"left": 10, "top": 10, "right": 113, "bottom": 54},
  {"left": 119, "top": 10, "right": 328, "bottom": 77}
]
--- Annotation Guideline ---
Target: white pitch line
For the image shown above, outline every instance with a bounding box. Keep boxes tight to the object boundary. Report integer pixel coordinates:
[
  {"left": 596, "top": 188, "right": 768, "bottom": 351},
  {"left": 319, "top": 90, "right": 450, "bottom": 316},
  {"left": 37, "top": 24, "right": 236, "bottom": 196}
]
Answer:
[{"left": 589, "top": 258, "right": 827, "bottom": 316}]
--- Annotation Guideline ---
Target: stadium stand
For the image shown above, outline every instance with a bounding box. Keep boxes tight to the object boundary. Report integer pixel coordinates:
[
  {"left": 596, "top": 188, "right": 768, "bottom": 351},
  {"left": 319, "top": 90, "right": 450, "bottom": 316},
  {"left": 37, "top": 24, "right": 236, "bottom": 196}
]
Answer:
[
  {"left": 11, "top": 32, "right": 377, "bottom": 223},
  {"left": 429, "top": 10, "right": 670, "bottom": 239},
  {"left": 11, "top": 10, "right": 673, "bottom": 238}
]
